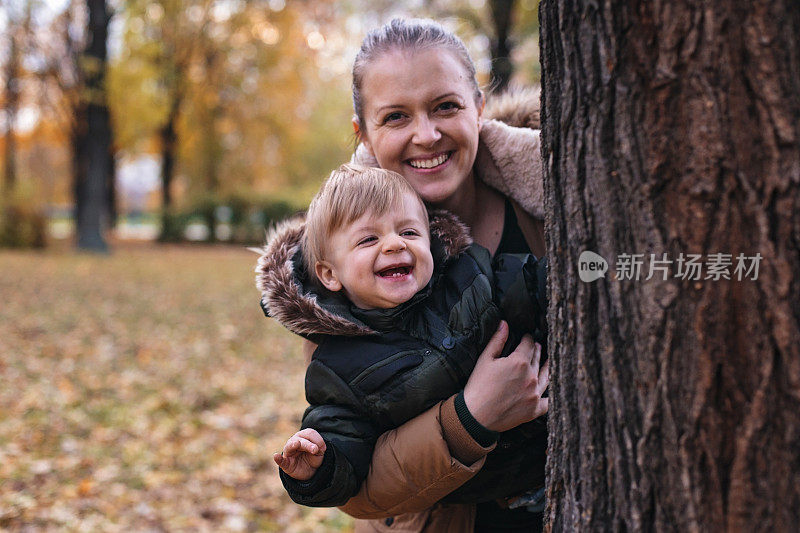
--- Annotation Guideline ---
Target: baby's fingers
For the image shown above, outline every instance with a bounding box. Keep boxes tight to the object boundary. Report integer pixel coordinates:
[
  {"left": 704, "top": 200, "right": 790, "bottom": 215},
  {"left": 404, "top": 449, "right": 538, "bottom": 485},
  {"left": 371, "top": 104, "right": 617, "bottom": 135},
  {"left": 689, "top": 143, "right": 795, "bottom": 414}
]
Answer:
[
  {"left": 284, "top": 436, "right": 322, "bottom": 456},
  {"left": 274, "top": 452, "right": 295, "bottom": 472},
  {"left": 295, "top": 428, "right": 326, "bottom": 451}
]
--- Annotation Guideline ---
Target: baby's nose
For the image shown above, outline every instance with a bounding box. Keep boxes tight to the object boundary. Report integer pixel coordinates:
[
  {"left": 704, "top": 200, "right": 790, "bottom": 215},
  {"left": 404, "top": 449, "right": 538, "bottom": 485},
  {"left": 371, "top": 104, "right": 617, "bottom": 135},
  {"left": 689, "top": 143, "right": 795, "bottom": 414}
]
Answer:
[{"left": 383, "top": 236, "right": 407, "bottom": 253}]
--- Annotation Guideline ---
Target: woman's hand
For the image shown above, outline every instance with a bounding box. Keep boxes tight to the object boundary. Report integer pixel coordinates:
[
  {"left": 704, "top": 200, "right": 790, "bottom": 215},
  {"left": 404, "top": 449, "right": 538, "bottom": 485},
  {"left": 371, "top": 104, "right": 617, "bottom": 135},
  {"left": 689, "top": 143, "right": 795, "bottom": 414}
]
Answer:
[{"left": 463, "top": 321, "right": 549, "bottom": 432}]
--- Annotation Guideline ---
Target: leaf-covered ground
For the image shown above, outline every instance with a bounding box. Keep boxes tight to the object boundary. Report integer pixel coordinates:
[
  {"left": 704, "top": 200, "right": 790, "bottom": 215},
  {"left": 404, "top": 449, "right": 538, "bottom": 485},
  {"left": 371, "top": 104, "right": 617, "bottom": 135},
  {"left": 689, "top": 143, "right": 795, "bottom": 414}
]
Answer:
[{"left": 0, "top": 243, "right": 354, "bottom": 532}]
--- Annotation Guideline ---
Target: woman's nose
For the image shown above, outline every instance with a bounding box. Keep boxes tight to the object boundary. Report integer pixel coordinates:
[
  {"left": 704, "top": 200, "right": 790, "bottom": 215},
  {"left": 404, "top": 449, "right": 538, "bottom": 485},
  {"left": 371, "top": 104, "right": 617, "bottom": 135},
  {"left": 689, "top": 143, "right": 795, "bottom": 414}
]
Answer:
[{"left": 412, "top": 116, "right": 441, "bottom": 146}]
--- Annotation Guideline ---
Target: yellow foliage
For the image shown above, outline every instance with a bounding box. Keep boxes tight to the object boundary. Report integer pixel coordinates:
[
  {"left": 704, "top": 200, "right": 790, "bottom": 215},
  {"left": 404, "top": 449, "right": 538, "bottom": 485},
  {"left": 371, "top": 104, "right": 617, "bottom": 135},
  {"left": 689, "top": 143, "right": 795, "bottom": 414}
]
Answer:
[{"left": 110, "top": 0, "right": 353, "bottom": 206}]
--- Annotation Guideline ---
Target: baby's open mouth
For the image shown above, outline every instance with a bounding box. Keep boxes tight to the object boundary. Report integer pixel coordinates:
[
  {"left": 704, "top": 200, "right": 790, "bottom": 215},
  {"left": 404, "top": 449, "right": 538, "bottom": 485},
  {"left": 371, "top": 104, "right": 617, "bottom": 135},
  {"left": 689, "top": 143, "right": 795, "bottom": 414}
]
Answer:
[{"left": 377, "top": 266, "right": 413, "bottom": 278}]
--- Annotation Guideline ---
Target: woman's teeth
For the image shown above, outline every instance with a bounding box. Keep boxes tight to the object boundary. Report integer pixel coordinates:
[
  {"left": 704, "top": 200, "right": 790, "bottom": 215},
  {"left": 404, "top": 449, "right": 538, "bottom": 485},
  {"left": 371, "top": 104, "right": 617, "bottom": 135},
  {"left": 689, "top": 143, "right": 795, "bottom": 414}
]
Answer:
[{"left": 409, "top": 153, "right": 449, "bottom": 169}]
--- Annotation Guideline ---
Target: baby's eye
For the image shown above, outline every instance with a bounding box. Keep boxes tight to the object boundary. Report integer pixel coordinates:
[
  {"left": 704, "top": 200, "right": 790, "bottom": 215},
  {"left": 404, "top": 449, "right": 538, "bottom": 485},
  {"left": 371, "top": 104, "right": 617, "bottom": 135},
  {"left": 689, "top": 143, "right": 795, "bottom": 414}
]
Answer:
[
  {"left": 357, "top": 236, "right": 377, "bottom": 246},
  {"left": 401, "top": 229, "right": 420, "bottom": 237}
]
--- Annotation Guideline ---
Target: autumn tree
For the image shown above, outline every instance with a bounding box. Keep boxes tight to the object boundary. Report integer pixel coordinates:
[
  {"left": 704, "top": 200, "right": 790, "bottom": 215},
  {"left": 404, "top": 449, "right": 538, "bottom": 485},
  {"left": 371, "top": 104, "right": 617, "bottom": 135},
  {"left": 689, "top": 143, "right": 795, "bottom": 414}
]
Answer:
[
  {"left": 113, "top": 0, "right": 352, "bottom": 228},
  {"left": 115, "top": 0, "right": 214, "bottom": 239},
  {"left": 73, "top": 0, "right": 113, "bottom": 251},
  {"left": 1, "top": 0, "right": 31, "bottom": 195},
  {"left": 487, "top": 0, "right": 516, "bottom": 92},
  {"left": 41, "top": 0, "right": 115, "bottom": 249},
  {"left": 420, "top": 0, "right": 541, "bottom": 91},
  {"left": 540, "top": 1, "right": 800, "bottom": 531}
]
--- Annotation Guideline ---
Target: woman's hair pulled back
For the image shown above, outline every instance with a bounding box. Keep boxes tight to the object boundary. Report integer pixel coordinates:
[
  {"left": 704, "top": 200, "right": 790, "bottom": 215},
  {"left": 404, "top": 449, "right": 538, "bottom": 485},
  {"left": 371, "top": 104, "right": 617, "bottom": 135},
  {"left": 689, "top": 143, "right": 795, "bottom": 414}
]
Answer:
[{"left": 352, "top": 18, "right": 481, "bottom": 132}]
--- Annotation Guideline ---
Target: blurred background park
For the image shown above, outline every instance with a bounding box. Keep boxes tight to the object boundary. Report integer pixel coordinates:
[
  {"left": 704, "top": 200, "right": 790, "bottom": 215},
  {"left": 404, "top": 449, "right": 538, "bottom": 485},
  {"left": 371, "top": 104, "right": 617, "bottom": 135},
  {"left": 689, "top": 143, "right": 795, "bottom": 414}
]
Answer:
[{"left": 0, "top": 0, "right": 540, "bottom": 530}]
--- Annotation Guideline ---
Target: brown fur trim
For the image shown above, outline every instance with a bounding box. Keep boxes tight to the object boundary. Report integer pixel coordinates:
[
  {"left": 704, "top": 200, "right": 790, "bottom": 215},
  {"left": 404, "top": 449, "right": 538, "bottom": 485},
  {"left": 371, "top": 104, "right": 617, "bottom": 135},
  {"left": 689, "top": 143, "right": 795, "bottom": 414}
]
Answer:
[
  {"left": 429, "top": 210, "right": 472, "bottom": 257},
  {"left": 484, "top": 85, "right": 541, "bottom": 129},
  {"left": 255, "top": 217, "right": 375, "bottom": 337}
]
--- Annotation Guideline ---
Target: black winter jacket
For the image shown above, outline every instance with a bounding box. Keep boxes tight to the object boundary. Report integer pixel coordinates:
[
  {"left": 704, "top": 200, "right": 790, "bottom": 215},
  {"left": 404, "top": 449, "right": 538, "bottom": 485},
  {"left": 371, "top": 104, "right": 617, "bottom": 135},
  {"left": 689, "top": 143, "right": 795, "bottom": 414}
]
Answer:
[{"left": 255, "top": 211, "right": 547, "bottom": 508}]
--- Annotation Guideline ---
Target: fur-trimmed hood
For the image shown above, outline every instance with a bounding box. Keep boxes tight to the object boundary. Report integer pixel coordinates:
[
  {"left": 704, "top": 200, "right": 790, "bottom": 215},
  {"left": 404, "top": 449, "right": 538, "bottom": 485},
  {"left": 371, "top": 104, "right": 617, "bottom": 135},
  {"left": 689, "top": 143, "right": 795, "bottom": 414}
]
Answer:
[
  {"left": 353, "top": 86, "right": 543, "bottom": 219},
  {"left": 255, "top": 210, "right": 472, "bottom": 339}
]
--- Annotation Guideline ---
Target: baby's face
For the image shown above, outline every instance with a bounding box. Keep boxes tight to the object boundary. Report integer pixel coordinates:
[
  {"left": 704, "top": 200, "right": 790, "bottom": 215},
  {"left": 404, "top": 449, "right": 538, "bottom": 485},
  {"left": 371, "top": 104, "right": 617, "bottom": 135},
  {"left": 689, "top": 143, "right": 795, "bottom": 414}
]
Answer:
[{"left": 315, "top": 192, "right": 434, "bottom": 310}]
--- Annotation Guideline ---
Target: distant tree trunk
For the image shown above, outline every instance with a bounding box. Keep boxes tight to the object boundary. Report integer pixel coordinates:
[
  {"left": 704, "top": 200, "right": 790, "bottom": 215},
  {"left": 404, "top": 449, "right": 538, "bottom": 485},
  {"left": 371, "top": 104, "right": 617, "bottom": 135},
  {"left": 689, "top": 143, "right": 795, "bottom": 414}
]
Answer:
[
  {"left": 2, "top": 5, "right": 26, "bottom": 196},
  {"left": 72, "top": 122, "right": 87, "bottom": 229},
  {"left": 158, "top": 96, "right": 180, "bottom": 241},
  {"left": 201, "top": 47, "right": 222, "bottom": 194},
  {"left": 74, "top": 0, "right": 112, "bottom": 251},
  {"left": 107, "top": 148, "right": 117, "bottom": 227},
  {"left": 488, "top": 0, "right": 516, "bottom": 92},
  {"left": 540, "top": 1, "right": 800, "bottom": 531},
  {"left": 203, "top": 104, "right": 221, "bottom": 192},
  {"left": 3, "top": 38, "right": 19, "bottom": 195}
]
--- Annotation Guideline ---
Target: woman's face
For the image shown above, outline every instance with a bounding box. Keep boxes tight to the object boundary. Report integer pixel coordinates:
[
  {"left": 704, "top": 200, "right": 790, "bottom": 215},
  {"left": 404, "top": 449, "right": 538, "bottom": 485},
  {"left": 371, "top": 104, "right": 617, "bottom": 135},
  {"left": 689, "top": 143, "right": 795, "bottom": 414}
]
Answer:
[{"left": 358, "top": 48, "right": 483, "bottom": 208}]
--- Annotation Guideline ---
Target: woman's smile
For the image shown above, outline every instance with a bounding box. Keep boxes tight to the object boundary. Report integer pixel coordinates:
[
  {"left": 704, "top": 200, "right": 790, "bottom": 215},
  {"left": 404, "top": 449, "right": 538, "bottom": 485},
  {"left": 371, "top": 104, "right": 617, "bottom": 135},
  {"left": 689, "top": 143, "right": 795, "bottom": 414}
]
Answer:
[{"left": 406, "top": 152, "right": 452, "bottom": 171}]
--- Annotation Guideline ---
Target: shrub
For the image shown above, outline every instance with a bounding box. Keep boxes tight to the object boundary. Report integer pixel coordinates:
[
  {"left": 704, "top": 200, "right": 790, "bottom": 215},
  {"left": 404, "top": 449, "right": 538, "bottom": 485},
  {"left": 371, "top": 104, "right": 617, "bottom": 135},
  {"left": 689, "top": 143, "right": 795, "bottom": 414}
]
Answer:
[
  {"left": 0, "top": 196, "right": 47, "bottom": 249},
  {"left": 158, "top": 194, "right": 300, "bottom": 244}
]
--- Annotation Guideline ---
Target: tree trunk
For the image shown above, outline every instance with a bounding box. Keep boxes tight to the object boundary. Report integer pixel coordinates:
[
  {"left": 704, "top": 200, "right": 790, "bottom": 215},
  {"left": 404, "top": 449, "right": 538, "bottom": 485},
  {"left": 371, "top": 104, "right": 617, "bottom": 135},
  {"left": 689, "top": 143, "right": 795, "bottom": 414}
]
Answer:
[
  {"left": 489, "top": 0, "right": 516, "bottom": 93},
  {"left": 75, "top": 0, "right": 112, "bottom": 252},
  {"left": 107, "top": 147, "right": 117, "bottom": 228},
  {"left": 540, "top": 1, "right": 800, "bottom": 531},
  {"left": 158, "top": 96, "right": 179, "bottom": 241},
  {"left": 3, "top": 11, "right": 22, "bottom": 195},
  {"left": 201, "top": 48, "right": 222, "bottom": 196}
]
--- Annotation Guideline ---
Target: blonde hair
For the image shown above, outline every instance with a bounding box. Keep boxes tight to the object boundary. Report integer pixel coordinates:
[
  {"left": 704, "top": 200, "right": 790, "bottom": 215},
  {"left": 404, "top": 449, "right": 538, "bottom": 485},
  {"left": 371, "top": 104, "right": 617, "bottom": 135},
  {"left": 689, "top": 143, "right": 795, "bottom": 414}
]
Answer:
[{"left": 303, "top": 164, "right": 428, "bottom": 278}]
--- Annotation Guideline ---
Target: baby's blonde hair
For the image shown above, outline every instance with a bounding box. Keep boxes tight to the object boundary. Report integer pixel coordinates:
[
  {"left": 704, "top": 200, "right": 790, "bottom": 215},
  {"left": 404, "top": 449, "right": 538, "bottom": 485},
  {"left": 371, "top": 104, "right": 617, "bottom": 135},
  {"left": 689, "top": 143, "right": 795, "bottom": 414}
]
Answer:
[{"left": 303, "top": 164, "right": 427, "bottom": 279}]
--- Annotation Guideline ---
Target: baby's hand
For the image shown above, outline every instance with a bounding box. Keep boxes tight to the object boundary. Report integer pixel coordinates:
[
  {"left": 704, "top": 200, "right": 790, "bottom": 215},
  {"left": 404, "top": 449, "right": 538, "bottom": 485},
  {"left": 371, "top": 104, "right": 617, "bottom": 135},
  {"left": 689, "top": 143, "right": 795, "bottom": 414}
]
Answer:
[{"left": 273, "top": 428, "right": 326, "bottom": 481}]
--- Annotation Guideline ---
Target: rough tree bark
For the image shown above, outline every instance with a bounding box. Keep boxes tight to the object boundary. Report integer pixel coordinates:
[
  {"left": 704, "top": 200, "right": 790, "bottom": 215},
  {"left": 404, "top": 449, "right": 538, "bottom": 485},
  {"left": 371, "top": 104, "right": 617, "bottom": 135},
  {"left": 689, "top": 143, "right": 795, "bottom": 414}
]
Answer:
[
  {"left": 540, "top": 1, "right": 800, "bottom": 531},
  {"left": 74, "top": 0, "right": 112, "bottom": 251}
]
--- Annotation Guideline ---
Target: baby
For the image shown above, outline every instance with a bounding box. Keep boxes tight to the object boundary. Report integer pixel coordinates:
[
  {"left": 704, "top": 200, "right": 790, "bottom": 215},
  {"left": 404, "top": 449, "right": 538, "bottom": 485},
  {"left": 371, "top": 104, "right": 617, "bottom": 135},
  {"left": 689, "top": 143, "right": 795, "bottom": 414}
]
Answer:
[{"left": 256, "top": 163, "right": 548, "bottom": 507}]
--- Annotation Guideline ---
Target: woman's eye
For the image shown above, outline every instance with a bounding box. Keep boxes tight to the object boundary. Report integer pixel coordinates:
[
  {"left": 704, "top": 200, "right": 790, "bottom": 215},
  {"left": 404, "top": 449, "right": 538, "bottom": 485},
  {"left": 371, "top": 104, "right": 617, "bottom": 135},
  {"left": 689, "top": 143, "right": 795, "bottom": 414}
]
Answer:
[
  {"left": 437, "top": 101, "right": 460, "bottom": 113},
  {"left": 382, "top": 112, "right": 404, "bottom": 124}
]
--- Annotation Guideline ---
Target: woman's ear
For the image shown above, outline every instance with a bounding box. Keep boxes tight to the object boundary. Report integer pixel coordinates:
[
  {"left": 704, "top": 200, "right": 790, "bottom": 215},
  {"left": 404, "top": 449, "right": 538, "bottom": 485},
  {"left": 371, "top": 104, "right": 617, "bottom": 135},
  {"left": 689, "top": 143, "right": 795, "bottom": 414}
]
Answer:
[
  {"left": 352, "top": 115, "right": 373, "bottom": 156},
  {"left": 315, "top": 261, "right": 343, "bottom": 292}
]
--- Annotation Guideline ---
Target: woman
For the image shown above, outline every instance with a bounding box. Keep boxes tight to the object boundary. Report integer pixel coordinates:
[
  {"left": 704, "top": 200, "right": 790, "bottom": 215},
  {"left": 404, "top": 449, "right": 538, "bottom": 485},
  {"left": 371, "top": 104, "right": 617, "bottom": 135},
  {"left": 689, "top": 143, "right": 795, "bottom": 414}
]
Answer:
[{"left": 304, "top": 19, "right": 548, "bottom": 532}]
